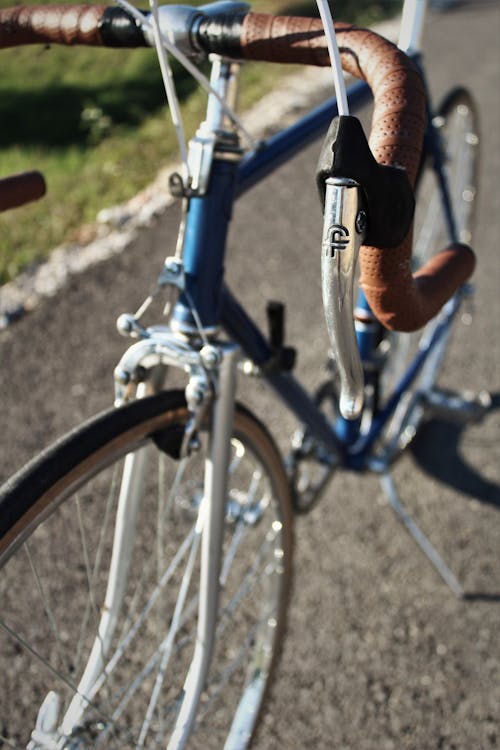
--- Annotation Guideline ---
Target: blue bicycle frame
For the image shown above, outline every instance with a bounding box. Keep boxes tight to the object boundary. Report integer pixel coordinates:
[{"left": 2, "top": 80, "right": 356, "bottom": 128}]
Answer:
[{"left": 171, "top": 71, "right": 461, "bottom": 470}]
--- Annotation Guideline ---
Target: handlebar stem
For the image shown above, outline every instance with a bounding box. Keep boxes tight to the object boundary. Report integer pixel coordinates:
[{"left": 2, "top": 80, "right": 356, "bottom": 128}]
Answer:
[
  {"left": 204, "top": 56, "right": 241, "bottom": 133},
  {"left": 186, "top": 56, "right": 242, "bottom": 195},
  {"left": 321, "top": 177, "right": 365, "bottom": 420}
]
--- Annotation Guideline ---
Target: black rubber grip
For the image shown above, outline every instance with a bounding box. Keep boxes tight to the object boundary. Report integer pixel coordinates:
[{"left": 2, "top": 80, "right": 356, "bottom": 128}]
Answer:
[
  {"left": 98, "top": 6, "right": 148, "bottom": 48},
  {"left": 196, "top": 12, "right": 246, "bottom": 57},
  {"left": 0, "top": 5, "right": 147, "bottom": 49}
]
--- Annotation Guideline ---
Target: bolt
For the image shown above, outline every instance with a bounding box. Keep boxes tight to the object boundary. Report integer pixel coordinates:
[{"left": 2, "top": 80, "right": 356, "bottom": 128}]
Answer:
[
  {"left": 116, "top": 313, "right": 134, "bottom": 337},
  {"left": 188, "top": 435, "right": 201, "bottom": 454},
  {"left": 200, "top": 345, "right": 221, "bottom": 369},
  {"left": 168, "top": 172, "right": 185, "bottom": 198},
  {"left": 114, "top": 367, "right": 130, "bottom": 386},
  {"left": 164, "top": 258, "right": 182, "bottom": 276},
  {"left": 185, "top": 378, "right": 206, "bottom": 407},
  {"left": 355, "top": 210, "right": 367, "bottom": 235}
]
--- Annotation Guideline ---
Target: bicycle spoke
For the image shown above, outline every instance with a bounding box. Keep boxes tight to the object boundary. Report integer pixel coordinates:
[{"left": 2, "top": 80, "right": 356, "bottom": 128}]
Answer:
[
  {"left": 24, "top": 542, "right": 68, "bottom": 675},
  {"left": 64, "top": 519, "right": 201, "bottom": 748},
  {"left": 197, "top": 617, "right": 265, "bottom": 724},
  {"left": 84, "top": 522, "right": 198, "bottom": 707},
  {"left": 228, "top": 438, "right": 245, "bottom": 475},
  {"left": 137, "top": 509, "right": 203, "bottom": 748},
  {"left": 103, "top": 594, "right": 199, "bottom": 736},
  {"left": 76, "top": 497, "right": 102, "bottom": 628},
  {"left": 117, "top": 456, "right": 191, "bottom": 647},
  {"left": 221, "top": 470, "right": 266, "bottom": 585},
  {"left": 75, "top": 496, "right": 118, "bottom": 716},
  {"left": 157, "top": 454, "right": 166, "bottom": 588},
  {"left": 0, "top": 616, "right": 126, "bottom": 740},
  {"left": 73, "top": 466, "right": 120, "bottom": 680},
  {"left": 0, "top": 733, "right": 23, "bottom": 750},
  {"left": 220, "top": 528, "right": 278, "bottom": 627},
  {"left": 220, "top": 519, "right": 248, "bottom": 587},
  {"left": 1, "top": 392, "right": 290, "bottom": 747}
]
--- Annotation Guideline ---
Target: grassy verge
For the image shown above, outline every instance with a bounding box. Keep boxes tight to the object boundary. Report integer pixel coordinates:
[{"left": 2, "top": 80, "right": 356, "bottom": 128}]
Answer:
[{"left": 0, "top": 0, "right": 399, "bottom": 283}]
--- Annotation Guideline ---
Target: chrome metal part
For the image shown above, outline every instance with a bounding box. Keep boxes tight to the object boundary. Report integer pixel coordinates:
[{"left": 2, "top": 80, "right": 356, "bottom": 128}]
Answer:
[
  {"left": 238, "top": 358, "right": 261, "bottom": 377},
  {"left": 116, "top": 312, "right": 150, "bottom": 339},
  {"left": 321, "top": 177, "right": 365, "bottom": 419},
  {"left": 167, "top": 343, "right": 240, "bottom": 749},
  {"left": 185, "top": 56, "right": 243, "bottom": 195},
  {"left": 170, "top": 316, "right": 220, "bottom": 340},
  {"left": 146, "top": 0, "right": 250, "bottom": 59},
  {"left": 27, "top": 691, "right": 61, "bottom": 749},
  {"left": 187, "top": 126, "right": 217, "bottom": 195},
  {"left": 113, "top": 329, "right": 208, "bottom": 405},
  {"left": 182, "top": 372, "right": 211, "bottom": 457},
  {"left": 158, "top": 256, "right": 186, "bottom": 291},
  {"left": 143, "top": 4, "right": 204, "bottom": 59},
  {"left": 205, "top": 57, "right": 242, "bottom": 135},
  {"left": 200, "top": 343, "right": 223, "bottom": 370},
  {"left": 199, "top": 0, "right": 250, "bottom": 16}
]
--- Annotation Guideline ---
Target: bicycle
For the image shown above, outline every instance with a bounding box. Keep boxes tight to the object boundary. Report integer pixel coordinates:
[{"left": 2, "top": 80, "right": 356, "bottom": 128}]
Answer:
[{"left": 0, "top": 1, "right": 489, "bottom": 748}]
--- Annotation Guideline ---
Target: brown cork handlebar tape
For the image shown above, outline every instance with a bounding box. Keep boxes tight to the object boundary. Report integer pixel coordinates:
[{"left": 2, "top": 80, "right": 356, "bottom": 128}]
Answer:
[
  {"left": 239, "top": 14, "right": 475, "bottom": 331},
  {"left": 0, "top": 5, "right": 106, "bottom": 47},
  {"left": 0, "top": 8, "right": 475, "bottom": 329},
  {"left": 0, "top": 171, "right": 46, "bottom": 212}
]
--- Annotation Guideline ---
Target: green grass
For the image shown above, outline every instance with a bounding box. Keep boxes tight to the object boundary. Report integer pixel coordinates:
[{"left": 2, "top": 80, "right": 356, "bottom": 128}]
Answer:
[{"left": 0, "top": 0, "right": 400, "bottom": 283}]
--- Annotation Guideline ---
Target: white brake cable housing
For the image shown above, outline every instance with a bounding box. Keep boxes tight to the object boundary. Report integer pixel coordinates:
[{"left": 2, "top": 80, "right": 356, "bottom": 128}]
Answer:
[
  {"left": 149, "top": 0, "right": 189, "bottom": 172},
  {"left": 315, "top": 0, "right": 349, "bottom": 116}
]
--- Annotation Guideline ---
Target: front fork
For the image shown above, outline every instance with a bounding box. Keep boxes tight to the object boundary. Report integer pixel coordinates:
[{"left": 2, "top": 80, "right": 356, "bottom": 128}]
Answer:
[
  {"left": 168, "top": 342, "right": 239, "bottom": 749},
  {"left": 53, "top": 341, "right": 239, "bottom": 747}
]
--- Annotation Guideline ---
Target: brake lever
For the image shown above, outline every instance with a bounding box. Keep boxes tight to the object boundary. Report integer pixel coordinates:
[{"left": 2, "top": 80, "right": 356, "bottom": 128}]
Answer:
[{"left": 321, "top": 176, "right": 365, "bottom": 420}]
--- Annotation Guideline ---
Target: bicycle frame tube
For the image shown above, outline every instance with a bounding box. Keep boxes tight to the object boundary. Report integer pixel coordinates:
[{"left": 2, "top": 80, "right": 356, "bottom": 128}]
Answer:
[
  {"left": 172, "top": 51, "right": 459, "bottom": 468},
  {"left": 221, "top": 278, "right": 461, "bottom": 467},
  {"left": 220, "top": 286, "right": 342, "bottom": 457},
  {"left": 174, "top": 157, "right": 240, "bottom": 331},
  {"left": 172, "top": 80, "right": 372, "bottom": 331},
  {"left": 349, "top": 293, "right": 463, "bottom": 464}
]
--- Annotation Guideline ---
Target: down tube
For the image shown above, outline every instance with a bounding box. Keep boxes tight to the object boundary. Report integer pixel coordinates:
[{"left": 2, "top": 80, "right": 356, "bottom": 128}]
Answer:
[{"left": 352, "top": 295, "right": 463, "bottom": 462}]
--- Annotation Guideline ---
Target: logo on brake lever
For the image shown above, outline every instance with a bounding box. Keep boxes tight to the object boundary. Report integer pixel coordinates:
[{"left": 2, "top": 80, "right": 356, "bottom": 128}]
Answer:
[{"left": 324, "top": 224, "right": 350, "bottom": 258}]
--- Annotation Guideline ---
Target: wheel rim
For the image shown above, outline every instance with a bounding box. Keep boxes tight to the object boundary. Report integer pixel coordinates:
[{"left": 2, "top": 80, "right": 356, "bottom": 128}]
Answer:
[
  {"left": 378, "top": 90, "right": 478, "bottom": 449},
  {"left": 0, "top": 404, "right": 289, "bottom": 749}
]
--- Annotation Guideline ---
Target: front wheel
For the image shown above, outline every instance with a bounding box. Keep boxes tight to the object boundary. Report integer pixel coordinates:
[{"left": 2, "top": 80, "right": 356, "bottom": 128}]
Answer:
[{"left": 0, "top": 390, "right": 293, "bottom": 749}]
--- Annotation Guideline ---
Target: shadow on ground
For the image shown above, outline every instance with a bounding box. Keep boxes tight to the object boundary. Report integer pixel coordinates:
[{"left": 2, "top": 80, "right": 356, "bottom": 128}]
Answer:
[
  {"left": 408, "top": 392, "right": 500, "bottom": 601},
  {"left": 410, "top": 392, "right": 500, "bottom": 509}
]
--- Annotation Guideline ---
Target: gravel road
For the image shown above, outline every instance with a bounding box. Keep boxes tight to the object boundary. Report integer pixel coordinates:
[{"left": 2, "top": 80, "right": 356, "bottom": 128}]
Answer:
[{"left": 1, "top": 2, "right": 499, "bottom": 748}]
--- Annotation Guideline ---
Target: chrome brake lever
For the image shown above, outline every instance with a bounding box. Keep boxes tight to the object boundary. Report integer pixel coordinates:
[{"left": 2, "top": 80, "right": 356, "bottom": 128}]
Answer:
[{"left": 321, "top": 177, "right": 365, "bottom": 420}]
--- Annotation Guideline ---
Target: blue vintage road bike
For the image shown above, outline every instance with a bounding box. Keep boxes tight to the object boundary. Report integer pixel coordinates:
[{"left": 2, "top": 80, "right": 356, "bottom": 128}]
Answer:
[{"left": 0, "top": 0, "right": 487, "bottom": 747}]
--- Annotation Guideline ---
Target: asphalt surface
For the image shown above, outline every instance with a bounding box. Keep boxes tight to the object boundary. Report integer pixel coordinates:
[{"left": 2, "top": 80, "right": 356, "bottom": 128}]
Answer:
[{"left": 1, "top": 2, "right": 499, "bottom": 748}]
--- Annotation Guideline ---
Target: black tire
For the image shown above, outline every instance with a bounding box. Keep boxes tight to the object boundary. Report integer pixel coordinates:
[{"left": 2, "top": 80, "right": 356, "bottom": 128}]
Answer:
[
  {"left": 0, "top": 390, "right": 293, "bottom": 749},
  {"left": 379, "top": 87, "right": 479, "bottom": 448}
]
